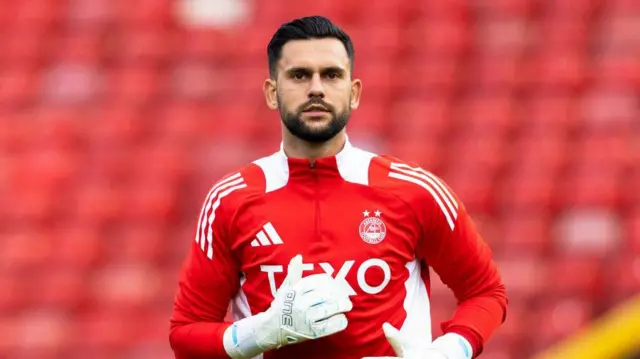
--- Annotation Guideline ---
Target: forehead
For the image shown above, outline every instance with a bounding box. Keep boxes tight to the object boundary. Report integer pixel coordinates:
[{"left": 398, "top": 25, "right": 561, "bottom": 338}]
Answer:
[{"left": 278, "top": 38, "right": 350, "bottom": 71}]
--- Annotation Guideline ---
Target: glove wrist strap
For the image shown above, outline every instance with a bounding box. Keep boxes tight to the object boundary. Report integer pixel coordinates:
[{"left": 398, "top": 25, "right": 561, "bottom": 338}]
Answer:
[
  {"left": 223, "top": 312, "right": 273, "bottom": 359},
  {"left": 430, "top": 333, "right": 473, "bottom": 359}
]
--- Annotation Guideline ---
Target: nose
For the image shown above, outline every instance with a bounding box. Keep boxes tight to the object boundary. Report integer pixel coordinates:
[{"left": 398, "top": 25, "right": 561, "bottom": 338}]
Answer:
[{"left": 307, "top": 73, "right": 325, "bottom": 98}]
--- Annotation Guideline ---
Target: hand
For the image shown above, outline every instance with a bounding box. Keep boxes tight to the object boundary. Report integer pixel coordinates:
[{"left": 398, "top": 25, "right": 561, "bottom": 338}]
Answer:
[
  {"left": 224, "top": 254, "right": 353, "bottom": 359},
  {"left": 262, "top": 254, "right": 353, "bottom": 346},
  {"left": 362, "top": 323, "right": 472, "bottom": 359}
]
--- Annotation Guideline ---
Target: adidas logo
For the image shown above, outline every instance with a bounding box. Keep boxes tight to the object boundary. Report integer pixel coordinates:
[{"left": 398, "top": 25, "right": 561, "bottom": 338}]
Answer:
[{"left": 250, "top": 222, "right": 283, "bottom": 247}]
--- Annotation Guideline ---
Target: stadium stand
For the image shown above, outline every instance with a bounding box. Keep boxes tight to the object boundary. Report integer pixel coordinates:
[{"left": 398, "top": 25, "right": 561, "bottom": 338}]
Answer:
[{"left": 0, "top": 0, "right": 638, "bottom": 358}]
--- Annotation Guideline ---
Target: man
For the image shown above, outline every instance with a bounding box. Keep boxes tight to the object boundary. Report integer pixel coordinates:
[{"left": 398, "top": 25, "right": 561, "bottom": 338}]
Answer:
[{"left": 169, "top": 16, "right": 507, "bottom": 359}]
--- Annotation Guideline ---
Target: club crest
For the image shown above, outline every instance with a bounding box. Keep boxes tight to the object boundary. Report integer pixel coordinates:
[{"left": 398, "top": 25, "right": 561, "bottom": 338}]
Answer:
[{"left": 359, "top": 210, "right": 386, "bottom": 244}]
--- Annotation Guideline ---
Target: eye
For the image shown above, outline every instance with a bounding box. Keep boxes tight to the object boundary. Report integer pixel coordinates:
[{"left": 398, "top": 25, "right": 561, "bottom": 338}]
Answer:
[
  {"left": 292, "top": 72, "right": 307, "bottom": 80},
  {"left": 326, "top": 72, "right": 339, "bottom": 79}
]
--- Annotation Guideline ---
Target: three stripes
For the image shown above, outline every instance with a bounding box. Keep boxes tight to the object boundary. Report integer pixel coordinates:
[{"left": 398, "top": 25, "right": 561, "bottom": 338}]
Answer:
[
  {"left": 195, "top": 173, "right": 247, "bottom": 259},
  {"left": 250, "top": 222, "right": 283, "bottom": 247},
  {"left": 388, "top": 163, "right": 459, "bottom": 231}
]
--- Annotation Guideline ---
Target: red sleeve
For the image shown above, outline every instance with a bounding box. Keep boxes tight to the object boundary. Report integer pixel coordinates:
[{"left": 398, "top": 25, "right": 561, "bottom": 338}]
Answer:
[
  {"left": 415, "top": 176, "right": 507, "bottom": 357},
  {"left": 169, "top": 183, "right": 243, "bottom": 359}
]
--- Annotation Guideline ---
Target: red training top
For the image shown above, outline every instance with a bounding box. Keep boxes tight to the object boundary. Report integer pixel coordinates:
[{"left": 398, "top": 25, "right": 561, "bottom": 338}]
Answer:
[{"left": 170, "top": 139, "right": 508, "bottom": 359}]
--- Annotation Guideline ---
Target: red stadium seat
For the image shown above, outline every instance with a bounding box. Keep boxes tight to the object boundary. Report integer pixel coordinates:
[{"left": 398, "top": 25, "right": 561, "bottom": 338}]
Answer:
[
  {"left": 456, "top": 92, "right": 519, "bottom": 137},
  {"left": 348, "top": 23, "right": 402, "bottom": 61},
  {"left": 543, "top": 0, "right": 599, "bottom": 17},
  {"left": 88, "top": 105, "right": 149, "bottom": 145},
  {"left": 499, "top": 213, "right": 552, "bottom": 255},
  {"left": 12, "top": 0, "right": 64, "bottom": 30},
  {"left": 27, "top": 107, "right": 84, "bottom": 150},
  {"left": 51, "top": 29, "right": 104, "bottom": 65},
  {"left": 87, "top": 262, "right": 162, "bottom": 313},
  {"left": 104, "top": 67, "right": 163, "bottom": 107},
  {"left": 598, "top": 13, "right": 640, "bottom": 51},
  {"left": 66, "top": 0, "right": 115, "bottom": 26},
  {"left": 52, "top": 224, "right": 102, "bottom": 269},
  {"left": 112, "top": 0, "right": 172, "bottom": 27},
  {"left": 70, "top": 309, "right": 138, "bottom": 353},
  {"left": 348, "top": 100, "right": 389, "bottom": 137},
  {"left": 175, "top": 28, "right": 235, "bottom": 62},
  {"left": 557, "top": 167, "right": 622, "bottom": 208},
  {"left": 170, "top": 60, "right": 223, "bottom": 100},
  {"left": 0, "top": 274, "right": 26, "bottom": 314},
  {"left": 0, "top": 2, "right": 12, "bottom": 31},
  {"left": 467, "top": 52, "right": 523, "bottom": 93},
  {"left": 490, "top": 300, "right": 528, "bottom": 344},
  {"left": 111, "top": 27, "right": 173, "bottom": 66},
  {"left": 388, "top": 97, "right": 451, "bottom": 139},
  {"left": 494, "top": 256, "right": 547, "bottom": 299},
  {"left": 121, "top": 178, "right": 177, "bottom": 223},
  {"left": 407, "top": 0, "right": 469, "bottom": 20},
  {"left": 577, "top": 126, "right": 633, "bottom": 160},
  {"left": 446, "top": 132, "right": 507, "bottom": 177},
  {"left": 529, "top": 297, "right": 594, "bottom": 352},
  {"left": 0, "top": 29, "right": 48, "bottom": 69},
  {"left": 8, "top": 310, "right": 71, "bottom": 359},
  {"left": 537, "top": 17, "right": 590, "bottom": 52},
  {"left": 35, "top": 268, "right": 85, "bottom": 310},
  {"left": 606, "top": 254, "right": 640, "bottom": 303},
  {"left": 523, "top": 93, "right": 579, "bottom": 133},
  {"left": 395, "top": 57, "right": 462, "bottom": 97},
  {"left": 580, "top": 86, "right": 638, "bottom": 131},
  {"left": 546, "top": 257, "right": 604, "bottom": 297},
  {"left": 553, "top": 208, "right": 622, "bottom": 257},
  {"left": 402, "top": 19, "right": 470, "bottom": 58},
  {"left": 385, "top": 138, "right": 444, "bottom": 175},
  {"left": 525, "top": 49, "right": 587, "bottom": 91},
  {"left": 475, "top": 16, "right": 529, "bottom": 56},
  {"left": 499, "top": 168, "right": 557, "bottom": 212},
  {"left": 628, "top": 211, "right": 640, "bottom": 252},
  {"left": 510, "top": 130, "right": 569, "bottom": 174},
  {"left": 70, "top": 181, "right": 124, "bottom": 225},
  {"left": 0, "top": 70, "right": 39, "bottom": 108},
  {"left": 355, "top": 61, "right": 395, "bottom": 101},
  {"left": 478, "top": 347, "right": 516, "bottom": 359},
  {"left": 103, "top": 224, "right": 165, "bottom": 263},
  {"left": 472, "top": 0, "right": 535, "bottom": 17},
  {"left": 590, "top": 53, "right": 640, "bottom": 89}
]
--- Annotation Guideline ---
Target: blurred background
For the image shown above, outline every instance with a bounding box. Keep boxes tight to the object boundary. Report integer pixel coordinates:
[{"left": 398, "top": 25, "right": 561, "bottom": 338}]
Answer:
[{"left": 0, "top": 0, "right": 639, "bottom": 358}]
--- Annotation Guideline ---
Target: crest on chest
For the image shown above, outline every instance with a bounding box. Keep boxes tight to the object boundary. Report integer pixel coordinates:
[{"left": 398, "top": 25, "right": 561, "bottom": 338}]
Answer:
[{"left": 359, "top": 209, "right": 387, "bottom": 244}]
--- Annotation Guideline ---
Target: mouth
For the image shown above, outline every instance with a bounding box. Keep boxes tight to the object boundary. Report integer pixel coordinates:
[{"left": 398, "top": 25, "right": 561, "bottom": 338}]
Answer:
[
  {"left": 303, "top": 105, "right": 330, "bottom": 113},
  {"left": 302, "top": 105, "right": 330, "bottom": 118}
]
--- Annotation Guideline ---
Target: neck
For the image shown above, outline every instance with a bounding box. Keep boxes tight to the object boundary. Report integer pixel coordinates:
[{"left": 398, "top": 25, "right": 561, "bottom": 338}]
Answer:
[{"left": 281, "top": 129, "right": 347, "bottom": 161}]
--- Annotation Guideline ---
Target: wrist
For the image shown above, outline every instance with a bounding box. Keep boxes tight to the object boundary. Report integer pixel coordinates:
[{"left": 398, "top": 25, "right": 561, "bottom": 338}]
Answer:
[
  {"left": 429, "top": 333, "right": 473, "bottom": 359},
  {"left": 223, "top": 311, "right": 274, "bottom": 359}
]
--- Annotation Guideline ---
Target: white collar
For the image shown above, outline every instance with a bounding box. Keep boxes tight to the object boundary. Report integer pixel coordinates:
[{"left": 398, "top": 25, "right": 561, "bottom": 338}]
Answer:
[{"left": 277, "top": 135, "right": 354, "bottom": 161}]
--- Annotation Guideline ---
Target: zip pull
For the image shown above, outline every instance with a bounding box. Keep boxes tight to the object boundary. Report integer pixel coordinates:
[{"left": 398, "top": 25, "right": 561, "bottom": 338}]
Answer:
[{"left": 309, "top": 161, "right": 316, "bottom": 169}]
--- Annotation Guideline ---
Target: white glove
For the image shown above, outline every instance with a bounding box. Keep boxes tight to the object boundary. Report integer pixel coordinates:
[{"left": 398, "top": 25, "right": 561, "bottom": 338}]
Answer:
[
  {"left": 362, "top": 323, "right": 473, "bottom": 359},
  {"left": 224, "top": 254, "right": 353, "bottom": 359}
]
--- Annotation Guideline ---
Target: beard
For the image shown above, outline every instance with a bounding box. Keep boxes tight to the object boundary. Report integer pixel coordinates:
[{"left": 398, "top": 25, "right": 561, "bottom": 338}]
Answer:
[{"left": 278, "top": 95, "right": 350, "bottom": 144}]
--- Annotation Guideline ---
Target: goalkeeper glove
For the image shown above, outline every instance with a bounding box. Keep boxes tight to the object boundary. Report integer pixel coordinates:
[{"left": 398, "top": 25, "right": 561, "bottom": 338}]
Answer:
[
  {"left": 362, "top": 322, "right": 473, "bottom": 359},
  {"left": 223, "top": 254, "right": 353, "bottom": 359}
]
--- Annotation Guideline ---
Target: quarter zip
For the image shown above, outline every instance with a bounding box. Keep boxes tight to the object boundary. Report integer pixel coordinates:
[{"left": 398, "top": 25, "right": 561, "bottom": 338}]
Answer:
[{"left": 312, "top": 166, "right": 321, "bottom": 242}]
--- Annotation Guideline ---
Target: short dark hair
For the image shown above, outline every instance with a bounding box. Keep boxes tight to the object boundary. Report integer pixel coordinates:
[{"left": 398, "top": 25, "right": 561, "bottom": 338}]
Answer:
[{"left": 267, "top": 16, "right": 355, "bottom": 78}]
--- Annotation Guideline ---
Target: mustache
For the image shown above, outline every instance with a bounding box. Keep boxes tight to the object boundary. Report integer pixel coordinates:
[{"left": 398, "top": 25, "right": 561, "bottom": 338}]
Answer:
[{"left": 297, "top": 99, "right": 335, "bottom": 113}]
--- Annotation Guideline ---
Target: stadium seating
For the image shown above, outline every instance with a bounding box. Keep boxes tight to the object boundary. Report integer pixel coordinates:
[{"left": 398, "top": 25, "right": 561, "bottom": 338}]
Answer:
[{"left": 0, "top": 0, "right": 638, "bottom": 358}]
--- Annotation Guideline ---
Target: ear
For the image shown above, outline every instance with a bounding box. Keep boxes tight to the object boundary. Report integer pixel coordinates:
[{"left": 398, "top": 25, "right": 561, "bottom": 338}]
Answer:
[
  {"left": 350, "top": 78, "right": 362, "bottom": 110},
  {"left": 263, "top": 78, "right": 278, "bottom": 110}
]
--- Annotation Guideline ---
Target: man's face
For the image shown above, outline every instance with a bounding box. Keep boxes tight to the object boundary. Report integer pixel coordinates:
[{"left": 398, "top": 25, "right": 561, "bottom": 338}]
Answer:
[{"left": 265, "top": 38, "right": 361, "bottom": 143}]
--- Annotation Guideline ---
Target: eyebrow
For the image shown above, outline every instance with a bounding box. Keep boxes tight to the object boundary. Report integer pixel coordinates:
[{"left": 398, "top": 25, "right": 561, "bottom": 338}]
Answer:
[{"left": 285, "top": 66, "right": 347, "bottom": 75}]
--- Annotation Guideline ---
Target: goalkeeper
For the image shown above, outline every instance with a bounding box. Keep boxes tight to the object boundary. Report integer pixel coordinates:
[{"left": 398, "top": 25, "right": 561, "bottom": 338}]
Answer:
[{"left": 169, "top": 16, "right": 508, "bottom": 359}]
